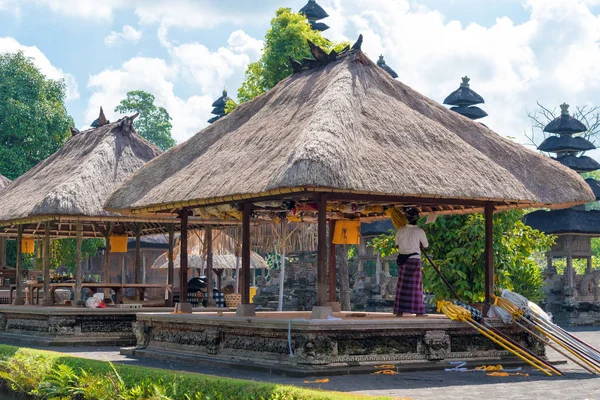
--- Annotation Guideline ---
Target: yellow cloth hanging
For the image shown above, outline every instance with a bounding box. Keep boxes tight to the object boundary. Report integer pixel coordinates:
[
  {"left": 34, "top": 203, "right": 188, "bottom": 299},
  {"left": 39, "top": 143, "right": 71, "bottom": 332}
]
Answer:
[
  {"left": 332, "top": 220, "right": 360, "bottom": 244},
  {"left": 386, "top": 207, "right": 408, "bottom": 229},
  {"left": 109, "top": 235, "right": 128, "bottom": 253},
  {"left": 21, "top": 238, "right": 35, "bottom": 254}
]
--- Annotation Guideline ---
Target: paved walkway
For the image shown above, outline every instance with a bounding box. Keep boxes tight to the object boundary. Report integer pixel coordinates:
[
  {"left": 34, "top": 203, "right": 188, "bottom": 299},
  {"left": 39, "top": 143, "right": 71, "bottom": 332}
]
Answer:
[{"left": 12, "top": 326, "right": 600, "bottom": 400}]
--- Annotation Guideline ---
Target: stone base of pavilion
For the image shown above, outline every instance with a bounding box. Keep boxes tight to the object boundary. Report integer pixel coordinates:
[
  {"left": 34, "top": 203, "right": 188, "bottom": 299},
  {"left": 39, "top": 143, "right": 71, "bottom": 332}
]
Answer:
[
  {"left": 125, "top": 311, "right": 545, "bottom": 376},
  {"left": 0, "top": 305, "right": 174, "bottom": 346}
]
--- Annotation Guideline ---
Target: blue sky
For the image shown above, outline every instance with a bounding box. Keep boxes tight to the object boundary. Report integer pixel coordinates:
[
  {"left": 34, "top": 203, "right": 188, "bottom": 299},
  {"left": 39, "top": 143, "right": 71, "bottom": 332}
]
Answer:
[{"left": 1, "top": 0, "right": 600, "bottom": 151}]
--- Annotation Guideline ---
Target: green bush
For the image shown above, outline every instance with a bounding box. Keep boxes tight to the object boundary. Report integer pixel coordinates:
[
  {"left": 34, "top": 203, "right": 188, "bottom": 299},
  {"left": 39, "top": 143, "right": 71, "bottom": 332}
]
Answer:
[{"left": 0, "top": 345, "right": 391, "bottom": 400}]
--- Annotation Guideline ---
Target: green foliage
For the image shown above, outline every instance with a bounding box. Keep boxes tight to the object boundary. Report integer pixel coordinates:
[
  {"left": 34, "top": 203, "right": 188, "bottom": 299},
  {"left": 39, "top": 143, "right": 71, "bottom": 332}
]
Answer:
[
  {"left": 0, "top": 345, "right": 390, "bottom": 400},
  {"left": 237, "top": 8, "right": 349, "bottom": 103},
  {"left": 224, "top": 99, "right": 238, "bottom": 114},
  {"left": 0, "top": 51, "right": 72, "bottom": 180},
  {"left": 369, "top": 210, "right": 554, "bottom": 304},
  {"left": 51, "top": 238, "right": 105, "bottom": 273},
  {"left": 115, "top": 90, "right": 176, "bottom": 151}
]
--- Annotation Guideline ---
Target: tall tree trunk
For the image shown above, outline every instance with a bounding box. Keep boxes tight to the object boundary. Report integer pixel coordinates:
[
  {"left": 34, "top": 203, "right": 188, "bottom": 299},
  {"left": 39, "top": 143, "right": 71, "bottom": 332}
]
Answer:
[{"left": 337, "top": 244, "right": 350, "bottom": 311}]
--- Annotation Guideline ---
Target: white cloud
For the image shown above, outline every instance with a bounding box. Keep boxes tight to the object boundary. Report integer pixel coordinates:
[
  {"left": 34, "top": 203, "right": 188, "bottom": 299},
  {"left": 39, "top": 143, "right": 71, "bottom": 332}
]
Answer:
[
  {"left": 86, "top": 30, "right": 262, "bottom": 142},
  {"left": 0, "top": 37, "right": 79, "bottom": 101},
  {"left": 104, "top": 25, "right": 143, "bottom": 47},
  {"left": 319, "top": 0, "right": 600, "bottom": 148},
  {"left": 0, "top": 0, "right": 21, "bottom": 17},
  {"left": 32, "top": 0, "right": 120, "bottom": 21}
]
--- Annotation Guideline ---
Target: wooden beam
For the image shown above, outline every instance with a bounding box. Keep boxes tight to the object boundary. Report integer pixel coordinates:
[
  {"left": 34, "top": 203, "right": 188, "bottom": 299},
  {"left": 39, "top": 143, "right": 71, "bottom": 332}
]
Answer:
[
  {"left": 328, "top": 219, "right": 336, "bottom": 303},
  {"left": 167, "top": 224, "right": 175, "bottom": 306},
  {"left": 206, "top": 226, "right": 215, "bottom": 306},
  {"left": 179, "top": 208, "right": 189, "bottom": 305},
  {"left": 74, "top": 221, "right": 82, "bottom": 304},
  {"left": 241, "top": 202, "right": 251, "bottom": 304},
  {"left": 317, "top": 194, "right": 327, "bottom": 306},
  {"left": 484, "top": 204, "right": 495, "bottom": 304},
  {"left": 42, "top": 221, "right": 51, "bottom": 306},
  {"left": 134, "top": 223, "right": 142, "bottom": 298},
  {"left": 13, "top": 225, "right": 24, "bottom": 305}
]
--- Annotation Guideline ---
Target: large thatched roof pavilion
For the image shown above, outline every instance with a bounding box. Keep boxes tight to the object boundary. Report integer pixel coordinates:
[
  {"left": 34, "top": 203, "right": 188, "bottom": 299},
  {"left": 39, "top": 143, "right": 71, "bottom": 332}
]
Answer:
[
  {"left": 0, "top": 113, "right": 232, "bottom": 306},
  {"left": 107, "top": 39, "right": 594, "bottom": 316}
]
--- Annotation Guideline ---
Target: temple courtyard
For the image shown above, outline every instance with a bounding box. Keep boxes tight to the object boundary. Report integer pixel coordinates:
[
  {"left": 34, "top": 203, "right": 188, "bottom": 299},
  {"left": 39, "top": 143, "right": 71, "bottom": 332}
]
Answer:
[{"left": 6, "top": 326, "right": 597, "bottom": 400}]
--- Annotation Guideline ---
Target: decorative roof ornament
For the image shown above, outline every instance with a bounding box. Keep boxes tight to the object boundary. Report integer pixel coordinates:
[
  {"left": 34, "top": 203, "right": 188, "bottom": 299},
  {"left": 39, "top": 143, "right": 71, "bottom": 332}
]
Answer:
[
  {"left": 377, "top": 55, "right": 398, "bottom": 79},
  {"left": 91, "top": 107, "right": 109, "bottom": 128},
  {"left": 443, "top": 76, "right": 487, "bottom": 120},
  {"left": 208, "top": 89, "right": 231, "bottom": 124},
  {"left": 543, "top": 103, "right": 587, "bottom": 134},
  {"left": 299, "top": 0, "right": 329, "bottom": 31},
  {"left": 288, "top": 35, "right": 361, "bottom": 73}
]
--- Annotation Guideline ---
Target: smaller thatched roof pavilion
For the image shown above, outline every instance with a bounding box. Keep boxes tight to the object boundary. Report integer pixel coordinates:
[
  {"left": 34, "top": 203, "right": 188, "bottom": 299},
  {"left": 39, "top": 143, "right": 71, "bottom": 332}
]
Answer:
[{"left": 106, "top": 38, "right": 594, "bottom": 315}]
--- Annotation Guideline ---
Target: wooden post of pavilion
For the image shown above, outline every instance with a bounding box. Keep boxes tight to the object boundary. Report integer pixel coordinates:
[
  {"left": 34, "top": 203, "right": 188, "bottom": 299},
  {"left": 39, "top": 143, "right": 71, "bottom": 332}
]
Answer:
[
  {"left": 167, "top": 224, "right": 175, "bottom": 306},
  {"left": 42, "top": 221, "right": 52, "bottom": 306},
  {"left": 312, "top": 193, "right": 332, "bottom": 318},
  {"left": 74, "top": 221, "right": 82, "bottom": 305},
  {"left": 236, "top": 201, "right": 255, "bottom": 316},
  {"left": 103, "top": 223, "right": 113, "bottom": 299},
  {"left": 175, "top": 208, "right": 192, "bottom": 313},
  {"left": 327, "top": 220, "right": 341, "bottom": 312},
  {"left": 134, "top": 223, "right": 142, "bottom": 299},
  {"left": 205, "top": 226, "right": 216, "bottom": 307},
  {"left": 484, "top": 204, "right": 495, "bottom": 305},
  {"left": 12, "top": 225, "right": 24, "bottom": 305},
  {"left": 0, "top": 237, "right": 6, "bottom": 267}
]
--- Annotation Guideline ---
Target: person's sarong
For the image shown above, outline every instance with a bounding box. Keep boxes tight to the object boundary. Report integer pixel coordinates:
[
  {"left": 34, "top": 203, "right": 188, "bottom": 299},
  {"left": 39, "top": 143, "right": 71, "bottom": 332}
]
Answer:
[{"left": 394, "top": 257, "right": 425, "bottom": 314}]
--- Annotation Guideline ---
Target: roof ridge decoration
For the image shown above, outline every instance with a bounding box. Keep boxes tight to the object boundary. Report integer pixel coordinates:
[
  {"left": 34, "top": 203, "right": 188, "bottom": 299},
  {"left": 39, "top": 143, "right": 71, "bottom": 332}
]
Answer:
[
  {"left": 377, "top": 55, "right": 398, "bottom": 79},
  {"left": 288, "top": 35, "right": 361, "bottom": 73},
  {"left": 91, "top": 107, "right": 110, "bottom": 128}
]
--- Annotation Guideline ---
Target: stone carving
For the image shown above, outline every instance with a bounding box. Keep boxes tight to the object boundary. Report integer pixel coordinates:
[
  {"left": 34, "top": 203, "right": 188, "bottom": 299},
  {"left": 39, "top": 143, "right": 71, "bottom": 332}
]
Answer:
[
  {"left": 422, "top": 330, "right": 450, "bottom": 360},
  {"left": 48, "top": 316, "right": 76, "bottom": 334},
  {"left": 133, "top": 321, "right": 150, "bottom": 347}
]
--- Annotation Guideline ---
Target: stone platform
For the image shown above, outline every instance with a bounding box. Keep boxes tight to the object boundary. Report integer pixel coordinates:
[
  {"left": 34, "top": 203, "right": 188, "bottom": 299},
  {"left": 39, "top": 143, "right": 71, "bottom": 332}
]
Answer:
[
  {"left": 0, "top": 305, "right": 173, "bottom": 346},
  {"left": 127, "top": 311, "right": 545, "bottom": 376}
]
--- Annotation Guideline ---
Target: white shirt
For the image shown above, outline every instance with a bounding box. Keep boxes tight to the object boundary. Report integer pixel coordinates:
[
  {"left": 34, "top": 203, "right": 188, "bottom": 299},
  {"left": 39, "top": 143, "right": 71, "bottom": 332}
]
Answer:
[{"left": 395, "top": 225, "right": 429, "bottom": 259}]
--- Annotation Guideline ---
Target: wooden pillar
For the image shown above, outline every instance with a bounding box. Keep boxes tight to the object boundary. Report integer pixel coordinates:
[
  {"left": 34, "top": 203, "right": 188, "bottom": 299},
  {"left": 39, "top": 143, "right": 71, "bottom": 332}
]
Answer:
[
  {"left": 317, "top": 194, "right": 327, "bottom": 306},
  {"left": 0, "top": 236, "right": 6, "bottom": 267},
  {"left": 13, "top": 226, "right": 24, "bottom": 305},
  {"left": 241, "top": 202, "right": 251, "bottom": 304},
  {"left": 42, "top": 221, "right": 51, "bottom": 306},
  {"left": 205, "top": 226, "right": 215, "bottom": 306},
  {"left": 566, "top": 250, "right": 574, "bottom": 290},
  {"left": 179, "top": 208, "right": 189, "bottom": 305},
  {"left": 586, "top": 256, "right": 593, "bottom": 275},
  {"left": 134, "top": 223, "right": 142, "bottom": 293},
  {"left": 74, "top": 221, "right": 82, "bottom": 304},
  {"left": 167, "top": 224, "right": 175, "bottom": 306},
  {"left": 484, "top": 204, "right": 495, "bottom": 304},
  {"left": 328, "top": 220, "right": 336, "bottom": 303},
  {"left": 375, "top": 251, "right": 382, "bottom": 285},
  {"left": 103, "top": 223, "right": 113, "bottom": 298}
]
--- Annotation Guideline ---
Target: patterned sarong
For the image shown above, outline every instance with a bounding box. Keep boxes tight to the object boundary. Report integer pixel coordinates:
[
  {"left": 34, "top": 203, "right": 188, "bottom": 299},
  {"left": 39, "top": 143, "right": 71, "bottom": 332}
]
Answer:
[{"left": 394, "top": 257, "right": 425, "bottom": 314}]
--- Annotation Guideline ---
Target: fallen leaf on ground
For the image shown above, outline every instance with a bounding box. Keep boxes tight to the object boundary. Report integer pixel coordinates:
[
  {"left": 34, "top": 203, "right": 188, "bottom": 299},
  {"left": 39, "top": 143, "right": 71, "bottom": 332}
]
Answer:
[{"left": 303, "top": 378, "right": 330, "bottom": 383}]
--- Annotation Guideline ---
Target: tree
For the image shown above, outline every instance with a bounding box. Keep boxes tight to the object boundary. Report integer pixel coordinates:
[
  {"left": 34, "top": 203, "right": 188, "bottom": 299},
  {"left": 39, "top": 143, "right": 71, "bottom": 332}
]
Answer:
[
  {"left": 51, "top": 238, "right": 105, "bottom": 273},
  {"left": 0, "top": 51, "right": 72, "bottom": 180},
  {"left": 115, "top": 91, "right": 175, "bottom": 151},
  {"left": 237, "top": 8, "right": 348, "bottom": 103},
  {"left": 369, "top": 210, "right": 554, "bottom": 304}
]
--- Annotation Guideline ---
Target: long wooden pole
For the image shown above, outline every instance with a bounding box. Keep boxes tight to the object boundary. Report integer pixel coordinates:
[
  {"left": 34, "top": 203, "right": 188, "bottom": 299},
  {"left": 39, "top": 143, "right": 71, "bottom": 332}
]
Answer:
[
  {"left": 42, "top": 221, "right": 51, "bottom": 306},
  {"left": 167, "top": 224, "right": 175, "bottom": 306},
  {"left": 134, "top": 223, "right": 142, "bottom": 298},
  {"left": 277, "top": 219, "right": 287, "bottom": 312},
  {"left": 484, "top": 204, "right": 495, "bottom": 304},
  {"left": 317, "top": 194, "right": 327, "bottom": 306},
  {"left": 74, "top": 221, "right": 82, "bottom": 305},
  {"left": 328, "top": 220, "right": 336, "bottom": 303},
  {"left": 241, "top": 202, "right": 251, "bottom": 304},
  {"left": 179, "top": 208, "right": 189, "bottom": 305},
  {"left": 13, "top": 225, "right": 24, "bottom": 305},
  {"left": 205, "top": 226, "right": 216, "bottom": 307},
  {"left": 0, "top": 237, "right": 6, "bottom": 267}
]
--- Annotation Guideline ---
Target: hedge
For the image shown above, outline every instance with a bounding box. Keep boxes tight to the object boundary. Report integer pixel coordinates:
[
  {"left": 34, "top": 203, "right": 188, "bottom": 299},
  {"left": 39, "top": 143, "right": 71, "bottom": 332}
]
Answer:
[{"left": 0, "top": 345, "right": 395, "bottom": 400}]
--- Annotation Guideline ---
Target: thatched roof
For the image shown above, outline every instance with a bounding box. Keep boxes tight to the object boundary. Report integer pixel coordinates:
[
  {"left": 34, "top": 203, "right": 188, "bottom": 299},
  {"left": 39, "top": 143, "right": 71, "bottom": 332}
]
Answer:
[
  {"left": 443, "top": 76, "right": 484, "bottom": 106},
  {"left": 538, "top": 135, "right": 595, "bottom": 153},
  {"left": 524, "top": 208, "right": 600, "bottom": 235},
  {"left": 0, "top": 175, "right": 10, "bottom": 191},
  {"left": 585, "top": 178, "right": 600, "bottom": 200},
  {"left": 544, "top": 104, "right": 587, "bottom": 134},
  {"left": 0, "top": 115, "right": 161, "bottom": 225},
  {"left": 555, "top": 155, "right": 600, "bottom": 172},
  {"left": 106, "top": 50, "right": 594, "bottom": 215}
]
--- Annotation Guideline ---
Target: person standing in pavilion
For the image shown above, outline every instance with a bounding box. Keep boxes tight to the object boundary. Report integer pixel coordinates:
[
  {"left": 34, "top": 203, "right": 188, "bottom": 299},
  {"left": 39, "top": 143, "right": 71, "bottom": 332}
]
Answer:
[{"left": 394, "top": 208, "right": 428, "bottom": 317}]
